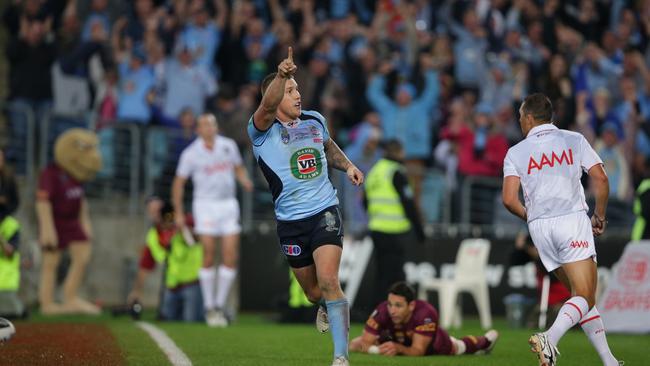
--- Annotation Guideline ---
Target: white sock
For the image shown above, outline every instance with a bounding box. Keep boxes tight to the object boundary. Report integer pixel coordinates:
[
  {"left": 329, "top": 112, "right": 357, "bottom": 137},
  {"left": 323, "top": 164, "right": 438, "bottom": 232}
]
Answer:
[
  {"left": 199, "top": 267, "right": 216, "bottom": 310},
  {"left": 546, "top": 296, "right": 589, "bottom": 347},
  {"left": 580, "top": 307, "right": 619, "bottom": 366},
  {"left": 450, "top": 336, "right": 466, "bottom": 355},
  {"left": 214, "top": 265, "right": 237, "bottom": 309}
]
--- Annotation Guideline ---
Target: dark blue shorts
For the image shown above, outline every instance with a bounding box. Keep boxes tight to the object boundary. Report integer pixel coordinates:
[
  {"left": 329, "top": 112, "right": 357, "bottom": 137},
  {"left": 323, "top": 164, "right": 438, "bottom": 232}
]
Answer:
[{"left": 276, "top": 205, "right": 344, "bottom": 268}]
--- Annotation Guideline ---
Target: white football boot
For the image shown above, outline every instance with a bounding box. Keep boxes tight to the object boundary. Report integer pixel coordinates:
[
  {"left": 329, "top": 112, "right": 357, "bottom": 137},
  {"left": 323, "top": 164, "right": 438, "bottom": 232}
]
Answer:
[
  {"left": 331, "top": 356, "right": 349, "bottom": 366},
  {"left": 205, "top": 309, "right": 228, "bottom": 328},
  {"left": 529, "top": 332, "right": 559, "bottom": 366},
  {"left": 0, "top": 318, "right": 16, "bottom": 343},
  {"left": 316, "top": 305, "right": 329, "bottom": 333},
  {"left": 475, "top": 329, "right": 499, "bottom": 355}
]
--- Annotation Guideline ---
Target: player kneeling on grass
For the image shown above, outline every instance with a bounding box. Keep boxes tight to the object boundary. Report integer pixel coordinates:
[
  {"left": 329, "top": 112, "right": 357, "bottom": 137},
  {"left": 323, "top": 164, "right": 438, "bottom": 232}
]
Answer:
[{"left": 350, "top": 282, "right": 498, "bottom": 357}]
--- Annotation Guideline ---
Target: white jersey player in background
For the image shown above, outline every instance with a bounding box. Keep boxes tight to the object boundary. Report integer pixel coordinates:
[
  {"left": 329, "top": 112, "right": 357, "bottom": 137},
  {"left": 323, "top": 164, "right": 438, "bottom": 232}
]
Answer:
[
  {"left": 172, "top": 114, "right": 253, "bottom": 327},
  {"left": 502, "top": 93, "right": 621, "bottom": 366}
]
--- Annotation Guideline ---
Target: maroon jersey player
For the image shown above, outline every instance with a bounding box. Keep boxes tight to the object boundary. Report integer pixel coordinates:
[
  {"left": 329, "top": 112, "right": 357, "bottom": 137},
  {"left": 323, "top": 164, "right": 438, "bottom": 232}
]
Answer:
[{"left": 350, "top": 282, "right": 499, "bottom": 357}]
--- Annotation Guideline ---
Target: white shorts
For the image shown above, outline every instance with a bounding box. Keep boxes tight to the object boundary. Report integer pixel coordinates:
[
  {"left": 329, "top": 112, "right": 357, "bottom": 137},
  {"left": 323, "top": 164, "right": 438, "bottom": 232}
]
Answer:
[
  {"left": 528, "top": 211, "right": 597, "bottom": 272},
  {"left": 192, "top": 198, "right": 241, "bottom": 236}
]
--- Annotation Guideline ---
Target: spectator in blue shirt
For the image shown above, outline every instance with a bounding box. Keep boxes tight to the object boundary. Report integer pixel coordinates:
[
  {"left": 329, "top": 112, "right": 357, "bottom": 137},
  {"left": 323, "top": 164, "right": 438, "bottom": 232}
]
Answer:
[
  {"left": 447, "top": 8, "right": 488, "bottom": 91},
  {"left": 81, "top": 0, "right": 111, "bottom": 43},
  {"left": 366, "top": 55, "right": 439, "bottom": 206},
  {"left": 162, "top": 42, "right": 217, "bottom": 119},
  {"left": 180, "top": 0, "right": 227, "bottom": 74},
  {"left": 572, "top": 43, "right": 622, "bottom": 97},
  {"left": 117, "top": 47, "right": 155, "bottom": 123}
]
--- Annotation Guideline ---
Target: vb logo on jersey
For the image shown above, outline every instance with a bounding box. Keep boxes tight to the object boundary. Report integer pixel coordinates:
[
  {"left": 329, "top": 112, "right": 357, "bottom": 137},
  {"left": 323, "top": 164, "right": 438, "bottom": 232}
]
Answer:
[{"left": 290, "top": 148, "right": 323, "bottom": 179}]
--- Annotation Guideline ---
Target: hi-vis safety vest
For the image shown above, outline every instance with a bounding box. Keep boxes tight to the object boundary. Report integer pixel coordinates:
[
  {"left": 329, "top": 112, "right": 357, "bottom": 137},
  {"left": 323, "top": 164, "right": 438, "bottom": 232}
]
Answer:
[
  {"left": 146, "top": 228, "right": 202, "bottom": 289},
  {"left": 365, "top": 159, "right": 411, "bottom": 234},
  {"left": 632, "top": 179, "right": 650, "bottom": 241},
  {"left": 0, "top": 216, "right": 20, "bottom": 291},
  {"left": 288, "top": 270, "right": 312, "bottom": 308}
]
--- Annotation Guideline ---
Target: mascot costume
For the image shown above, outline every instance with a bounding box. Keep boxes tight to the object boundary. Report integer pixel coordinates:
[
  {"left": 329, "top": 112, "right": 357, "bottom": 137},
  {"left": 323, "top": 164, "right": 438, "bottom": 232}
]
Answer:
[{"left": 36, "top": 129, "right": 102, "bottom": 315}]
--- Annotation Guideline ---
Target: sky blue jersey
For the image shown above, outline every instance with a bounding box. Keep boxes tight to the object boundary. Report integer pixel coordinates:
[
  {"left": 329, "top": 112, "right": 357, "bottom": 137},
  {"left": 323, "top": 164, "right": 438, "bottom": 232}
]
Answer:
[{"left": 248, "top": 110, "right": 339, "bottom": 221}]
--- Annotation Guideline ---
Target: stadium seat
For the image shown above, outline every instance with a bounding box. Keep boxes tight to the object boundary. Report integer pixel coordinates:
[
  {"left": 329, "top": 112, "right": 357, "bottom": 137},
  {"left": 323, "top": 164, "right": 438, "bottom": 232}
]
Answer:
[{"left": 417, "top": 238, "right": 492, "bottom": 329}]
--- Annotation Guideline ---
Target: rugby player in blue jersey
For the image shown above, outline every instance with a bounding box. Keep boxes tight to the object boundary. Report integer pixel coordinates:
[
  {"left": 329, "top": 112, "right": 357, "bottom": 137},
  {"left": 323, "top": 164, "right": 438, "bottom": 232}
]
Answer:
[{"left": 248, "top": 47, "right": 363, "bottom": 366}]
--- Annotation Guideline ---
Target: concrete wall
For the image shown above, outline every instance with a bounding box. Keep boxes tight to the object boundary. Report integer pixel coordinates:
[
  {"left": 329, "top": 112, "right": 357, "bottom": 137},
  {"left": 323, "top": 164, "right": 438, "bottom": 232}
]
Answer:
[{"left": 15, "top": 192, "right": 163, "bottom": 308}]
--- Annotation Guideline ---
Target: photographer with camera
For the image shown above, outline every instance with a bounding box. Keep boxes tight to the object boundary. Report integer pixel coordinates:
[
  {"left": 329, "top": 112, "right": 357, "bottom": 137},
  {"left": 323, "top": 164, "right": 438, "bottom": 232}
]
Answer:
[{"left": 126, "top": 200, "right": 204, "bottom": 322}]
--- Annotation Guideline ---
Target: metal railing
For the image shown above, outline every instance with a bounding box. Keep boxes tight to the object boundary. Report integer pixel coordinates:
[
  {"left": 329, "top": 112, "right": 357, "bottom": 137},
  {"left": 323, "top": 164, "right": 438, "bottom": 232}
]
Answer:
[
  {"left": 3, "top": 101, "right": 638, "bottom": 233},
  {"left": 3, "top": 102, "right": 37, "bottom": 199},
  {"left": 460, "top": 176, "right": 503, "bottom": 225},
  {"left": 142, "top": 126, "right": 258, "bottom": 231}
]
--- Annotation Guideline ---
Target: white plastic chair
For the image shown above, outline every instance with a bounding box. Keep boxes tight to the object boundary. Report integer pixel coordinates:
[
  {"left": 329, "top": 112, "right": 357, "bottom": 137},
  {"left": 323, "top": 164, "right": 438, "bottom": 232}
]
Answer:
[{"left": 418, "top": 238, "right": 492, "bottom": 329}]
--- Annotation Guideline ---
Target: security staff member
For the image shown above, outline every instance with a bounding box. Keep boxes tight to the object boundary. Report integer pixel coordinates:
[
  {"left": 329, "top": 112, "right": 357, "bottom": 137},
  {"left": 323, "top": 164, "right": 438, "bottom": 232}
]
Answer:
[
  {"left": 364, "top": 139, "right": 425, "bottom": 306},
  {"left": 0, "top": 215, "right": 22, "bottom": 318},
  {"left": 632, "top": 178, "right": 650, "bottom": 240}
]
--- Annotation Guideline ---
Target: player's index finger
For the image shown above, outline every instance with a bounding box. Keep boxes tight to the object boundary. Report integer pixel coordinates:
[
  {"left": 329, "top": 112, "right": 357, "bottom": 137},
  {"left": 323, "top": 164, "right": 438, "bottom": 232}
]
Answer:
[{"left": 288, "top": 46, "right": 293, "bottom": 62}]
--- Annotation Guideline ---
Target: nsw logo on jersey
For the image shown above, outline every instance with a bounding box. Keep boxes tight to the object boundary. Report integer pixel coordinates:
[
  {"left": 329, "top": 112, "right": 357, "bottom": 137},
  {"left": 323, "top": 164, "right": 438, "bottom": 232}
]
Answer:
[{"left": 290, "top": 148, "right": 323, "bottom": 179}]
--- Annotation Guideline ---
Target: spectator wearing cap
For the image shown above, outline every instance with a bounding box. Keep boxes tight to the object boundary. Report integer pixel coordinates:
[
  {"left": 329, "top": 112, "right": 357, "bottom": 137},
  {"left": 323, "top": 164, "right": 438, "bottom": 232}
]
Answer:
[
  {"left": 366, "top": 55, "right": 440, "bottom": 207},
  {"left": 594, "top": 122, "right": 632, "bottom": 201},
  {"left": 161, "top": 40, "right": 217, "bottom": 120},
  {"left": 117, "top": 46, "right": 155, "bottom": 123}
]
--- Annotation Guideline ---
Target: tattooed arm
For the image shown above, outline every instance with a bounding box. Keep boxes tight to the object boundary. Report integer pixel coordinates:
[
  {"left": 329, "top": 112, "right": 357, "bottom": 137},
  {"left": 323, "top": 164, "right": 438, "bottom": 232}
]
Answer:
[
  {"left": 324, "top": 139, "right": 364, "bottom": 186},
  {"left": 324, "top": 139, "right": 352, "bottom": 171}
]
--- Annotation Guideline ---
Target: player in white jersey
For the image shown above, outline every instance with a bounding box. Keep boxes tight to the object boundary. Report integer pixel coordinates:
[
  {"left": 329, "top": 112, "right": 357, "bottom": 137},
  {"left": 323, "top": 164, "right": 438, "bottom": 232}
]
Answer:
[
  {"left": 172, "top": 114, "right": 253, "bottom": 327},
  {"left": 502, "top": 93, "right": 621, "bottom": 366}
]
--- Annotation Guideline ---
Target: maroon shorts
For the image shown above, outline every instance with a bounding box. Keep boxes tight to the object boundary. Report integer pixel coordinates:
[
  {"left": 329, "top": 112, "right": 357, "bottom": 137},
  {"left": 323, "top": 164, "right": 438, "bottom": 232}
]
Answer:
[
  {"left": 55, "top": 220, "right": 88, "bottom": 249},
  {"left": 431, "top": 327, "right": 454, "bottom": 355}
]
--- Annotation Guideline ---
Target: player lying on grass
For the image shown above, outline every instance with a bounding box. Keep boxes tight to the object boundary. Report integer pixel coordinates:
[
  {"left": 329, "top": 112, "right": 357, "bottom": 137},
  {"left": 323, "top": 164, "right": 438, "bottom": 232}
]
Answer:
[{"left": 350, "top": 282, "right": 498, "bottom": 357}]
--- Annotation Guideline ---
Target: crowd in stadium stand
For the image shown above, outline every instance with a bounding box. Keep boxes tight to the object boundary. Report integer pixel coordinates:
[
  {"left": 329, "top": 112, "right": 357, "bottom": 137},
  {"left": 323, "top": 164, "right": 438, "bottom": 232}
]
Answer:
[{"left": 3, "top": 0, "right": 650, "bottom": 218}]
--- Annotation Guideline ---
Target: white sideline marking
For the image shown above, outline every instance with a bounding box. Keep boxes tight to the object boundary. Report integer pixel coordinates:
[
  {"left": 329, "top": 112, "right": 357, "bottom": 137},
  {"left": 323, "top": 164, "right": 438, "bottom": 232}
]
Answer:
[{"left": 137, "top": 321, "right": 192, "bottom": 366}]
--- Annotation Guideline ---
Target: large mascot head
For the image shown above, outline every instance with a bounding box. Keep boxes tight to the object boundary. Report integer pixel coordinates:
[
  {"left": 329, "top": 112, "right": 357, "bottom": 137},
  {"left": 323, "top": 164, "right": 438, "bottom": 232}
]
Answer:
[{"left": 54, "top": 129, "right": 102, "bottom": 182}]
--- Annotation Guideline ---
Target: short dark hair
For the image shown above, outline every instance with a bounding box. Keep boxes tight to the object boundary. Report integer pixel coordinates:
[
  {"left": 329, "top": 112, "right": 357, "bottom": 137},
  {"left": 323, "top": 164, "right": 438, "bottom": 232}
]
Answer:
[
  {"left": 522, "top": 93, "right": 553, "bottom": 122},
  {"left": 261, "top": 72, "right": 277, "bottom": 95},
  {"left": 383, "top": 139, "right": 403, "bottom": 160},
  {"left": 160, "top": 201, "right": 174, "bottom": 222},
  {"left": 388, "top": 281, "right": 415, "bottom": 303}
]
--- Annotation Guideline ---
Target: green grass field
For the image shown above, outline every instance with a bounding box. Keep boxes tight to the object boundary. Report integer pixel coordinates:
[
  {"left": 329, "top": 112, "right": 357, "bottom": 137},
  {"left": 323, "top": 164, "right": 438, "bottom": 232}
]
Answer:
[
  {"left": 5, "top": 311, "right": 645, "bottom": 365},
  {"left": 100, "top": 313, "right": 645, "bottom": 365}
]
